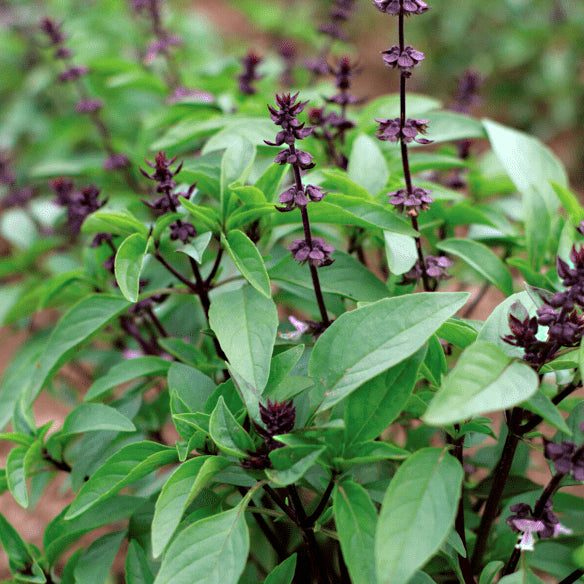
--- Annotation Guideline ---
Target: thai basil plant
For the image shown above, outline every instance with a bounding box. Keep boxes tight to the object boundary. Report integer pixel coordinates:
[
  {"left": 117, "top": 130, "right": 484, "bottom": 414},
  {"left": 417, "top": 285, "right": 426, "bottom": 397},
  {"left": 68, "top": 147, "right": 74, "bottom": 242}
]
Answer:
[{"left": 1, "top": 0, "right": 583, "bottom": 583}]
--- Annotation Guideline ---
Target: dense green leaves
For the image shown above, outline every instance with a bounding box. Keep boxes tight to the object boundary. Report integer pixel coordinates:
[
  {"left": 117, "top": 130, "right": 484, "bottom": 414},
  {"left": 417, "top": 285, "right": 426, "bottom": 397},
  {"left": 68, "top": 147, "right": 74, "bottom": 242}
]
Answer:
[
  {"left": 0, "top": 512, "right": 45, "bottom": 581},
  {"left": 152, "top": 455, "right": 230, "bottom": 558},
  {"left": 348, "top": 134, "right": 389, "bottom": 196},
  {"left": 60, "top": 403, "right": 136, "bottom": 434},
  {"left": 375, "top": 448, "right": 463, "bottom": 584},
  {"left": 264, "top": 555, "right": 297, "bottom": 584},
  {"left": 209, "top": 396, "right": 255, "bottom": 457},
  {"left": 423, "top": 341, "right": 539, "bottom": 425},
  {"left": 209, "top": 286, "right": 278, "bottom": 392},
  {"left": 309, "top": 292, "right": 469, "bottom": 411},
  {"left": 334, "top": 480, "right": 377, "bottom": 584},
  {"left": 154, "top": 499, "right": 250, "bottom": 584},
  {"left": 73, "top": 530, "right": 126, "bottom": 584}
]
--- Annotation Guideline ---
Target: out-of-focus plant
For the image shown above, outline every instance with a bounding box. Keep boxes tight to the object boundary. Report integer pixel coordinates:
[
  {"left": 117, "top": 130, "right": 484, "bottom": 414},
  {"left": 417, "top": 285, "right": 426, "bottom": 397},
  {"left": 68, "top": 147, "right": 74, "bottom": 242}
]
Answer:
[{"left": 1, "top": 1, "right": 584, "bottom": 583}]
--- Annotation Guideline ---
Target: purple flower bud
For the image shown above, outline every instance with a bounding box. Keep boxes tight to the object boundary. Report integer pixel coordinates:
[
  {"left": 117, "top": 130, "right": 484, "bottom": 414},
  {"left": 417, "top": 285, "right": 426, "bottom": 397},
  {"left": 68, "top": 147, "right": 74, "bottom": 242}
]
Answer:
[
  {"left": 287, "top": 237, "right": 335, "bottom": 267},
  {"left": 104, "top": 153, "right": 130, "bottom": 171},
  {"left": 373, "top": 0, "right": 430, "bottom": 15},
  {"left": 544, "top": 440, "right": 576, "bottom": 474},
  {"left": 144, "top": 35, "right": 182, "bottom": 64},
  {"left": 238, "top": 52, "right": 264, "bottom": 95},
  {"left": 75, "top": 99, "right": 103, "bottom": 114},
  {"left": 40, "top": 18, "right": 66, "bottom": 46},
  {"left": 169, "top": 221, "right": 196, "bottom": 243},
  {"left": 376, "top": 117, "right": 431, "bottom": 144},
  {"left": 381, "top": 45, "right": 425, "bottom": 73},
  {"left": 388, "top": 186, "right": 433, "bottom": 216},
  {"left": 58, "top": 65, "right": 89, "bottom": 82}
]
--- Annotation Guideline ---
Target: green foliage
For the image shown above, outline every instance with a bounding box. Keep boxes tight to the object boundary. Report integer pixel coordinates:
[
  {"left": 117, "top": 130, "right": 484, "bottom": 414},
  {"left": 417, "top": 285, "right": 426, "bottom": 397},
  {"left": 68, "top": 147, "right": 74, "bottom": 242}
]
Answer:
[{"left": 1, "top": 1, "right": 583, "bottom": 582}]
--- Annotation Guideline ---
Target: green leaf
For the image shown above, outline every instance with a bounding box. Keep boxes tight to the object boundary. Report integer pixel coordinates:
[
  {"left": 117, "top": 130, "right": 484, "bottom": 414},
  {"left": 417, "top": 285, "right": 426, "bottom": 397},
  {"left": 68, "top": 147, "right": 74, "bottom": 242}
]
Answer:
[
  {"left": 222, "top": 230, "right": 271, "bottom": 298},
  {"left": 423, "top": 341, "right": 539, "bottom": 426},
  {"left": 209, "top": 286, "right": 278, "bottom": 392},
  {"left": 522, "top": 390, "right": 571, "bottom": 434},
  {"left": 255, "top": 164, "right": 289, "bottom": 202},
  {"left": 269, "top": 251, "right": 390, "bottom": 303},
  {"left": 152, "top": 456, "right": 231, "bottom": 558},
  {"left": 61, "top": 403, "right": 136, "bottom": 434},
  {"left": 167, "top": 363, "right": 217, "bottom": 414},
  {"left": 221, "top": 136, "right": 256, "bottom": 215},
  {"left": 334, "top": 480, "right": 377, "bottom": 584},
  {"left": 375, "top": 448, "right": 463, "bottom": 584},
  {"left": 61, "top": 549, "right": 83, "bottom": 584},
  {"left": 81, "top": 210, "right": 149, "bottom": 238},
  {"left": 21, "top": 295, "right": 131, "bottom": 407},
  {"left": 437, "top": 238, "right": 513, "bottom": 296},
  {"left": 6, "top": 446, "right": 28, "bottom": 508},
  {"left": 348, "top": 134, "right": 389, "bottom": 196},
  {"left": 153, "top": 500, "right": 250, "bottom": 584},
  {"left": 66, "top": 442, "right": 178, "bottom": 519},
  {"left": 203, "top": 118, "right": 275, "bottom": 153},
  {"left": 209, "top": 396, "right": 255, "bottom": 458},
  {"left": 44, "top": 495, "right": 145, "bottom": 566},
  {"left": 436, "top": 319, "right": 478, "bottom": 349},
  {"left": 552, "top": 182, "right": 584, "bottom": 224},
  {"left": 309, "top": 292, "right": 469, "bottom": 412},
  {"left": 266, "top": 445, "right": 326, "bottom": 486},
  {"left": 115, "top": 233, "right": 149, "bottom": 302},
  {"left": 483, "top": 119, "right": 566, "bottom": 270},
  {"left": 341, "top": 441, "right": 409, "bottom": 465},
  {"left": 384, "top": 231, "right": 418, "bottom": 275},
  {"left": 479, "top": 561, "right": 504, "bottom": 584},
  {"left": 423, "top": 111, "right": 486, "bottom": 143},
  {"left": 264, "top": 554, "right": 297, "bottom": 584},
  {"left": 126, "top": 540, "right": 155, "bottom": 584},
  {"left": 179, "top": 197, "right": 222, "bottom": 233},
  {"left": 85, "top": 356, "right": 171, "bottom": 401},
  {"left": 73, "top": 530, "right": 125, "bottom": 584},
  {"left": 344, "top": 349, "right": 424, "bottom": 446},
  {"left": 230, "top": 185, "right": 267, "bottom": 206},
  {"left": 177, "top": 232, "right": 213, "bottom": 264},
  {"left": 0, "top": 512, "right": 45, "bottom": 580}
]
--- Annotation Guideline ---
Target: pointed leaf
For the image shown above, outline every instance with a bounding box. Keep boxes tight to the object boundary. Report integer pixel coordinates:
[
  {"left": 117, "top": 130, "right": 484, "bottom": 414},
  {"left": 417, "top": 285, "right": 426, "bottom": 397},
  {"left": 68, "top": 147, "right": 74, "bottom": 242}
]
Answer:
[
  {"left": 309, "top": 292, "right": 469, "bottom": 412},
  {"left": 22, "top": 295, "right": 131, "bottom": 406},
  {"left": 209, "top": 396, "right": 255, "bottom": 458},
  {"left": 6, "top": 445, "right": 28, "bottom": 508},
  {"left": 85, "top": 356, "right": 171, "bottom": 401},
  {"left": 81, "top": 210, "right": 148, "bottom": 238},
  {"left": 384, "top": 231, "right": 418, "bottom": 275},
  {"left": 348, "top": 134, "right": 389, "bottom": 195},
  {"left": 0, "top": 512, "right": 45, "bottom": 581},
  {"left": 126, "top": 540, "right": 155, "bottom": 584},
  {"left": 344, "top": 348, "right": 424, "bottom": 446},
  {"left": 266, "top": 445, "right": 326, "bottom": 486},
  {"left": 115, "top": 233, "right": 149, "bottom": 302},
  {"left": 423, "top": 341, "right": 539, "bottom": 426},
  {"left": 152, "top": 455, "right": 231, "bottom": 558},
  {"left": 222, "top": 230, "right": 271, "bottom": 298},
  {"left": 154, "top": 501, "right": 249, "bottom": 584},
  {"left": 73, "top": 530, "right": 125, "bottom": 584},
  {"left": 375, "top": 448, "right": 463, "bottom": 584},
  {"left": 209, "top": 286, "right": 278, "bottom": 392},
  {"left": 61, "top": 403, "right": 136, "bottom": 434},
  {"left": 264, "top": 554, "right": 297, "bottom": 584},
  {"left": 334, "top": 480, "right": 377, "bottom": 584},
  {"left": 437, "top": 238, "right": 513, "bottom": 296},
  {"left": 177, "top": 232, "right": 213, "bottom": 264}
]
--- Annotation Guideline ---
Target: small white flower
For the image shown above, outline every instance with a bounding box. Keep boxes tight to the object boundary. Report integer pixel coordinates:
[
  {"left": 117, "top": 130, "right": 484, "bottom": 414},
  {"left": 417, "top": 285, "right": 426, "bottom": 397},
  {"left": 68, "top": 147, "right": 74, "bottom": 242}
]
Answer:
[{"left": 278, "top": 316, "right": 309, "bottom": 340}]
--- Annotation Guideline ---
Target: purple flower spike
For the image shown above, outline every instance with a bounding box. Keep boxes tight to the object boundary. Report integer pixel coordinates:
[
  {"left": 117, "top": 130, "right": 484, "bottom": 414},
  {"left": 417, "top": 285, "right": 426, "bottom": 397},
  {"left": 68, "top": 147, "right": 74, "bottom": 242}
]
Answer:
[
  {"left": 75, "top": 99, "right": 103, "bottom": 114},
  {"left": 376, "top": 117, "right": 432, "bottom": 144},
  {"left": 238, "top": 52, "right": 264, "bottom": 95},
  {"left": 288, "top": 237, "right": 335, "bottom": 267}
]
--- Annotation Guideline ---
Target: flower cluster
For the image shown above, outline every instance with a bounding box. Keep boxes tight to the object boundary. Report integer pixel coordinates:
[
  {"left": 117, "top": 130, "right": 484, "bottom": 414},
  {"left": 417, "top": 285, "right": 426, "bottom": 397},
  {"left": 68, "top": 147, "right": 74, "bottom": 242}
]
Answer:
[
  {"left": 241, "top": 399, "right": 296, "bottom": 470},
  {"left": 388, "top": 186, "right": 434, "bottom": 216},
  {"left": 373, "top": 0, "right": 429, "bottom": 16},
  {"left": 506, "top": 501, "right": 571, "bottom": 551},
  {"left": 381, "top": 45, "right": 425, "bottom": 75},
  {"left": 140, "top": 151, "right": 197, "bottom": 243},
  {"left": 376, "top": 117, "right": 431, "bottom": 144},
  {"left": 318, "top": 0, "right": 355, "bottom": 41},
  {"left": 277, "top": 184, "right": 325, "bottom": 212},
  {"left": 401, "top": 255, "right": 452, "bottom": 285},
  {"left": 287, "top": 237, "right": 335, "bottom": 268},
  {"left": 0, "top": 152, "right": 35, "bottom": 210},
  {"left": 238, "top": 52, "right": 264, "bottom": 95},
  {"left": 544, "top": 431, "right": 584, "bottom": 481},
  {"left": 50, "top": 178, "right": 105, "bottom": 236}
]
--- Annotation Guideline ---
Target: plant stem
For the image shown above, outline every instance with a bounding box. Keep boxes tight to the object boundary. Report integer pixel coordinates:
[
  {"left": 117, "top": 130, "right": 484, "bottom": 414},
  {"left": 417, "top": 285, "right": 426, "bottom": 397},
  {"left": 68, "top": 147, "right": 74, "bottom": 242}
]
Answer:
[
  {"left": 289, "top": 144, "right": 330, "bottom": 326},
  {"left": 397, "top": 10, "right": 430, "bottom": 292},
  {"left": 558, "top": 569, "right": 584, "bottom": 584},
  {"left": 471, "top": 407, "right": 523, "bottom": 571},
  {"left": 145, "top": 306, "right": 168, "bottom": 338},
  {"left": 306, "top": 476, "right": 335, "bottom": 525}
]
